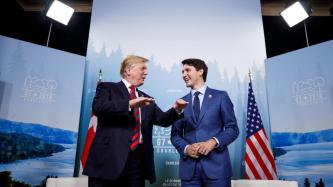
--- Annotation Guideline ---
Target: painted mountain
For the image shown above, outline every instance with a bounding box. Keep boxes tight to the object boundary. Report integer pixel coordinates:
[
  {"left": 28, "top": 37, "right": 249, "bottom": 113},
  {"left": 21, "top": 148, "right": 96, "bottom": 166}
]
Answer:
[
  {"left": 272, "top": 128, "right": 333, "bottom": 147},
  {"left": 0, "top": 132, "right": 65, "bottom": 163},
  {"left": 0, "top": 118, "right": 78, "bottom": 144}
]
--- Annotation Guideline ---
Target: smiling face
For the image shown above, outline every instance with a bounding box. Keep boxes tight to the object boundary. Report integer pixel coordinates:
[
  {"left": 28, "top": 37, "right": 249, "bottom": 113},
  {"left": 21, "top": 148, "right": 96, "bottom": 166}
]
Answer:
[
  {"left": 125, "top": 62, "right": 148, "bottom": 87},
  {"left": 182, "top": 64, "right": 204, "bottom": 90}
]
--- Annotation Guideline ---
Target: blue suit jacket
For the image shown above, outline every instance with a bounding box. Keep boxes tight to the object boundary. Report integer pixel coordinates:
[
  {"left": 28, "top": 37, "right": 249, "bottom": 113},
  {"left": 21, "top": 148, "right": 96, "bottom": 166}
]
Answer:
[
  {"left": 83, "top": 82, "right": 181, "bottom": 183},
  {"left": 171, "top": 87, "right": 239, "bottom": 180}
]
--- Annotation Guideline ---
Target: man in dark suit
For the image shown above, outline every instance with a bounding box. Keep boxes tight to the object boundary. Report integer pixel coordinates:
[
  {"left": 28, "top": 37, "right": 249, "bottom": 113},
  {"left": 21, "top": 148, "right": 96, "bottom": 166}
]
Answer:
[
  {"left": 83, "top": 55, "right": 188, "bottom": 187},
  {"left": 171, "top": 58, "right": 239, "bottom": 187}
]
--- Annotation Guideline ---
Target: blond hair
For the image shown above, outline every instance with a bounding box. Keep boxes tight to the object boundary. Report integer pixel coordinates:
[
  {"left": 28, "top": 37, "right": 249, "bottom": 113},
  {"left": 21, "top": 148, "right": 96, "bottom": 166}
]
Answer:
[{"left": 120, "top": 55, "right": 149, "bottom": 77}]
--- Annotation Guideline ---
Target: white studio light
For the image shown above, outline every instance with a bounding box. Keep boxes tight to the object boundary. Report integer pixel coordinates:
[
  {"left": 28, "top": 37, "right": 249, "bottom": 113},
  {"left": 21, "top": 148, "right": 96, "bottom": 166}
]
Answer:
[
  {"left": 46, "top": 0, "right": 74, "bottom": 25},
  {"left": 281, "top": 1, "right": 309, "bottom": 27}
]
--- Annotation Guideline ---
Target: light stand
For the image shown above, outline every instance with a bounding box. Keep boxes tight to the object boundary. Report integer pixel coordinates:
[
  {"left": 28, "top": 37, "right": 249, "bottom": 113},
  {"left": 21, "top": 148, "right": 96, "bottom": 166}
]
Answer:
[
  {"left": 46, "top": 22, "right": 53, "bottom": 47},
  {"left": 303, "top": 21, "right": 309, "bottom": 47},
  {"left": 281, "top": 1, "right": 312, "bottom": 47},
  {"left": 45, "top": 0, "right": 74, "bottom": 47}
]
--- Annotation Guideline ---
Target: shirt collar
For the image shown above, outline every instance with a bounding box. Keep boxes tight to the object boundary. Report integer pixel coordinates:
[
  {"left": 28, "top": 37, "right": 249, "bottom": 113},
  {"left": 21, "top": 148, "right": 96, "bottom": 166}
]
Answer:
[
  {"left": 122, "top": 79, "right": 133, "bottom": 90},
  {"left": 191, "top": 85, "right": 207, "bottom": 96}
]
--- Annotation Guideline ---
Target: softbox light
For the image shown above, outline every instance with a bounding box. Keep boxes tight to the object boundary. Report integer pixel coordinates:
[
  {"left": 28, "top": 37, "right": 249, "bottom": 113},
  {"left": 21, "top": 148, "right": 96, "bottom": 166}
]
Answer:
[
  {"left": 281, "top": 1, "right": 310, "bottom": 27},
  {"left": 46, "top": 0, "right": 74, "bottom": 25}
]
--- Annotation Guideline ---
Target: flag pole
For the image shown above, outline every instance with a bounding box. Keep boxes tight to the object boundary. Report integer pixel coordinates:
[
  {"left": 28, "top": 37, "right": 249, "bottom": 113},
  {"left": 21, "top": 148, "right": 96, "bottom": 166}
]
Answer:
[
  {"left": 248, "top": 69, "right": 252, "bottom": 82},
  {"left": 98, "top": 68, "right": 102, "bottom": 83}
]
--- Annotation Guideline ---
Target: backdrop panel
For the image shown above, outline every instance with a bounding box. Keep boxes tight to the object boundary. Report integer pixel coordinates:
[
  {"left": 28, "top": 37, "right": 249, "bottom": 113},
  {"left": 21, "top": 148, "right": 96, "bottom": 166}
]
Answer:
[
  {"left": 266, "top": 40, "right": 333, "bottom": 186},
  {"left": 78, "top": 1, "right": 268, "bottom": 186},
  {"left": 0, "top": 35, "right": 85, "bottom": 186}
]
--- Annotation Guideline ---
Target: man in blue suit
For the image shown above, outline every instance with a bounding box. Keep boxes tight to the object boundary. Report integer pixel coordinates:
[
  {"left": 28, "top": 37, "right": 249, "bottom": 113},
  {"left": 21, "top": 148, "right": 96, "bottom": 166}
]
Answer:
[
  {"left": 171, "top": 58, "right": 239, "bottom": 187},
  {"left": 83, "top": 55, "right": 187, "bottom": 187}
]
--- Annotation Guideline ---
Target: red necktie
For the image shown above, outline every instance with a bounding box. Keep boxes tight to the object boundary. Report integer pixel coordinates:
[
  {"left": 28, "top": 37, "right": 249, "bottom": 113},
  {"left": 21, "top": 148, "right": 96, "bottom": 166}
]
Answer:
[{"left": 129, "top": 85, "right": 141, "bottom": 150}]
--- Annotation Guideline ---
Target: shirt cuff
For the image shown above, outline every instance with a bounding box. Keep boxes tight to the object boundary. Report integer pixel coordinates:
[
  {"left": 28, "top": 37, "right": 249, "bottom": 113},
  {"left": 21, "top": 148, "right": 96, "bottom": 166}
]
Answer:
[
  {"left": 175, "top": 108, "right": 183, "bottom": 115},
  {"left": 213, "top": 137, "right": 219, "bottom": 148},
  {"left": 184, "top": 145, "right": 189, "bottom": 155}
]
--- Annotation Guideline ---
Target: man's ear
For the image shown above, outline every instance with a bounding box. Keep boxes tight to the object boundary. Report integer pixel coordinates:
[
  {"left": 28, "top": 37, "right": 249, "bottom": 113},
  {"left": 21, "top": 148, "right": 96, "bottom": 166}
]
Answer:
[
  {"left": 124, "top": 67, "right": 131, "bottom": 77},
  {"left": 198, "top": 69, "right": 204, "bottom": 77}
]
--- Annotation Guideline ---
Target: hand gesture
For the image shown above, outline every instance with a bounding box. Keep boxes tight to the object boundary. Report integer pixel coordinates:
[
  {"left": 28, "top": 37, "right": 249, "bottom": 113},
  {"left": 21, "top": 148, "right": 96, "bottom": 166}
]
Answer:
[
  {"left": 173, "top": 99, "right": 188, "bottom": 113},
  {"left": 129, "top": 96, "right": 155, "bottom": 108}
]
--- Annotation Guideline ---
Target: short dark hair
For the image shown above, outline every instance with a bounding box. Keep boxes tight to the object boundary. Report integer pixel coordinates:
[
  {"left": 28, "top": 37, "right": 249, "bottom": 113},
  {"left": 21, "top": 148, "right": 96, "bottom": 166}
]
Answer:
[{"left": 181, "top": 58, "right": 208, "bottom": 82}]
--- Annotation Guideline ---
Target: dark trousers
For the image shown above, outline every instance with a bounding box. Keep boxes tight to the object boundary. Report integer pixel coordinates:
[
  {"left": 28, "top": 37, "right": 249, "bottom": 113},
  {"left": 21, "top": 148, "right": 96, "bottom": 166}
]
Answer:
[{"left": 88, "top": 145, "right": 145, "bottom": 187}]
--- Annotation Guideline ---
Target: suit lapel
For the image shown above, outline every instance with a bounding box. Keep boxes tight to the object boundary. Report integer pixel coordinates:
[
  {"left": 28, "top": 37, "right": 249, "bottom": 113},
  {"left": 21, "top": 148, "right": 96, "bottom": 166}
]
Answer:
[
  {"left": 197, "top": 87, "right": 213, "bottom": 124},
  {"left": 117, "top": 81, "right": 130, "bottom": 99},
  {"left": 183, "top": 93, "right": 196, "bottom": 125}
]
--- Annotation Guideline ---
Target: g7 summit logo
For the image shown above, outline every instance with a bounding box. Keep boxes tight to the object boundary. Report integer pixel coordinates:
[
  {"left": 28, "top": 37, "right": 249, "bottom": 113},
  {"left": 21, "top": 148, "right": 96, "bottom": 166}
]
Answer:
[
  {"left": 292, "top": 77, "right": 327, "bottom": 106},
  {"left": 22, "top": 76, "right": 57, "bottom": 104}
]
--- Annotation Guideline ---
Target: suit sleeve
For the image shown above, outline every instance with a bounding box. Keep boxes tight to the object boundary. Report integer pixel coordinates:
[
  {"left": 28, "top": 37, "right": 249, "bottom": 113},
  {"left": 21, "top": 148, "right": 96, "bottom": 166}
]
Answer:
[
  {"left": 215, "top": 92, "right": 239, "bottom": 151},
  {"left": 153, "top": 104, "right": 182, "bottom": 127},
  {"left": 171, "top": 118, "right": 189, "bottom": 157},
  {"left": 92, "top": 83, "right": 130, "bottom": 118}
]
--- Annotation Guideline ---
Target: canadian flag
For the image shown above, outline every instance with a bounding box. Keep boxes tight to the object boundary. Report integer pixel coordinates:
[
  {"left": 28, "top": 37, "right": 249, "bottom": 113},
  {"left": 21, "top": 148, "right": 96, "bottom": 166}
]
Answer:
[
  {"left": 81, "top": 112, "right": 97, "bottom": 169},
  {"left": 81, "top": 69, "right": 101, "bottom": 169}
]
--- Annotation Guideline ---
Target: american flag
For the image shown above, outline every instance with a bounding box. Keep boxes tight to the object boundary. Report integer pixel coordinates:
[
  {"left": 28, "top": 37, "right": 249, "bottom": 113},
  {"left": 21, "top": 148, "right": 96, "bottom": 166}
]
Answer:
[{"left": 245, "top": 79, "right": 277, "bottom": 180}]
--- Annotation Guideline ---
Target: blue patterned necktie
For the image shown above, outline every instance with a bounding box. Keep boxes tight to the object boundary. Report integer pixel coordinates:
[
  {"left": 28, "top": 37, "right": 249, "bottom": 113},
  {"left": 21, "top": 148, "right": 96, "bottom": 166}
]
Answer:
[{"left": 193, "top": 91, "right": 200, "bottom": 121}]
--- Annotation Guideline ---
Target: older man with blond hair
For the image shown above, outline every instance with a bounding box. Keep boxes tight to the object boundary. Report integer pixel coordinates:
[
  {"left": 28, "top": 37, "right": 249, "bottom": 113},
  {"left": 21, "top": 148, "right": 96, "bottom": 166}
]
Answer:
[{"left": 83, "top": 55, "right": 187, "bottom": 187}]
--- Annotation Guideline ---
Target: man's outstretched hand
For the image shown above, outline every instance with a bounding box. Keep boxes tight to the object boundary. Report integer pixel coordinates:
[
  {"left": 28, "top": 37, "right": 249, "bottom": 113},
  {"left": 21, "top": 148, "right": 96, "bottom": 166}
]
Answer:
[
  {"left": 173, "top": 99, "right": 188, "bottom": 113},
  {"left": 129, "top": 97, "right": 155, "bottom": 108}
]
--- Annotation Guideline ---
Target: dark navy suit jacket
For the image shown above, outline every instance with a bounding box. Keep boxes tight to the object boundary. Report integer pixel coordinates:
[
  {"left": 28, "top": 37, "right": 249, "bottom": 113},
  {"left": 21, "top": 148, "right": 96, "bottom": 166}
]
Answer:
[
  {"left": 83, "top": 81, "right": 181, "bottom": 183},
  {"left": 171, "top": 87, "right": 239, "bottom": 180}
]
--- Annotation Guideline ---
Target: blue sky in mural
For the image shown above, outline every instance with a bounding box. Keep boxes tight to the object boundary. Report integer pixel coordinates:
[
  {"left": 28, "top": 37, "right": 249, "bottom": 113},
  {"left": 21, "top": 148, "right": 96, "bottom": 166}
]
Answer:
[
  {"left": 266, "top": 40, "right": 333, "bottom": 133},
  {"left": 0, "top": 36, "right": 85, "bottom": 131},
  {"left": 87, "top": 0, "right": 266, "bottom": 80}
]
